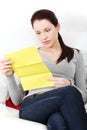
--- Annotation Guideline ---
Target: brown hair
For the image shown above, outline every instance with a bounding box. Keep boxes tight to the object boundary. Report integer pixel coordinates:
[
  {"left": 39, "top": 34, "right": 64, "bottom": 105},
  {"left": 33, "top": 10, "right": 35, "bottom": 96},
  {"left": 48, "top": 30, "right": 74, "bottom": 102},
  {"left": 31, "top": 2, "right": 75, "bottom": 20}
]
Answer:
[{"left": 31, "top": 9, "right": 79, "bottom": 63}]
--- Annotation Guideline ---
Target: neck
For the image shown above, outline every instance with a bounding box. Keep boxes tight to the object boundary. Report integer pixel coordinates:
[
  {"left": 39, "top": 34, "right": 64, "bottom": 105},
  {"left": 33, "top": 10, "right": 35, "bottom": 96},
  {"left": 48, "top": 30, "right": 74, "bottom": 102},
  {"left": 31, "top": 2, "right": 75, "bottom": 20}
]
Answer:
[{"left": 42, "top": 42, "right": 62, "bottom": 52}]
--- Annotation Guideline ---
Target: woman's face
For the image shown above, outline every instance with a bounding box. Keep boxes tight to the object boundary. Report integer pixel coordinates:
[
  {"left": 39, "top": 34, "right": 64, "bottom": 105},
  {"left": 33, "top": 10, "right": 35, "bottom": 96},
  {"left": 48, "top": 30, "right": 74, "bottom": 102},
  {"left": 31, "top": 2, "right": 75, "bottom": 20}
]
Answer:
[{"left": 33, "top": 19, "right": 60, "bottom": 48}]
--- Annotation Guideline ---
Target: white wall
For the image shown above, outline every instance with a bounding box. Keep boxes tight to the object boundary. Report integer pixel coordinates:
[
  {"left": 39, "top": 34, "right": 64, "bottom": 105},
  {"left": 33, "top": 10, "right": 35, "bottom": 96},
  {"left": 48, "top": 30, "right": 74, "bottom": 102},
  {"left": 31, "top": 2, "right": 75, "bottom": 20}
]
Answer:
[{"left": 0, "top": 0, "right": 87, "bottom": 56}]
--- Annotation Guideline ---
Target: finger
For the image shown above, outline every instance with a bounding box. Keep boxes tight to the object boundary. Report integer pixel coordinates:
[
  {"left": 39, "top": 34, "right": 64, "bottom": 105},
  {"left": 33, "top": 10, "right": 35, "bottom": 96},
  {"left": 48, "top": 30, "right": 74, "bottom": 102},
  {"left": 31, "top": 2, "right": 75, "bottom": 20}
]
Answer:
[
  {"left": 4, "top": 61, "right": 13, "bottom": 66},
  {"left": 3, "top": 68, "right": 12, "bottom": 73},
  {"left": 5, "top": 71, "right": 13, "bottom": 76},
  {"left": 48, "top": 78, "right": 53, "bottom": 80},
  {"left": 2, "top": 66, "right": 13, "bottom": 74},
  {"left": 48, "top": 78, "right": 61, "bottom": 82},
  {"left": 54, "top": 82, "right": 65, "bottom": 86}
]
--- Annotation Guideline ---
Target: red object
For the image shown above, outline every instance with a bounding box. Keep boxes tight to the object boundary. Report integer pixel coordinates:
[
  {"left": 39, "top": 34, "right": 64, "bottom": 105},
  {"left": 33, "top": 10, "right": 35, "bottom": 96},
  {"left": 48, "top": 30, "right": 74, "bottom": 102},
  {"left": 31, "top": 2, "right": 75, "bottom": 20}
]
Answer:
[{"left": 6, "top": 98, "right": 20, "bottom": 110}]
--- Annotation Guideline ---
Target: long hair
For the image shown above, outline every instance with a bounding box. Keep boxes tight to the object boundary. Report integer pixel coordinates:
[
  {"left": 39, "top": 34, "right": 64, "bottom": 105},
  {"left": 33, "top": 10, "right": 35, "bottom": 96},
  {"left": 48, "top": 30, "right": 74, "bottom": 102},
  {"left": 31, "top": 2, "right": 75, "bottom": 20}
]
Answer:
[{"left": 31, "top": 9, "right": 79, "bottom": 63}]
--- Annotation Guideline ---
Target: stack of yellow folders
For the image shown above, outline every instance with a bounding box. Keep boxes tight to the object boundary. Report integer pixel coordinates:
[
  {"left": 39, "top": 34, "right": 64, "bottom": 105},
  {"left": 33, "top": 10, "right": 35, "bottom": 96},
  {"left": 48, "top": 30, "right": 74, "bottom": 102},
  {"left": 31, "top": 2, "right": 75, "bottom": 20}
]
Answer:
[{"left": 5, "top": 46, "right": 54, "bottom": 90}]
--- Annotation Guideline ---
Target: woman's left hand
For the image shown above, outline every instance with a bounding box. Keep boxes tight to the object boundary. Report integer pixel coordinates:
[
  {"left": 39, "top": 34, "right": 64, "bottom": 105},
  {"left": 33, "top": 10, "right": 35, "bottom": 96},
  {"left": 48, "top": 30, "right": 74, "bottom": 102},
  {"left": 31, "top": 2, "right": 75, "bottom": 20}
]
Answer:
[{"left": 48, "top": 77, "right": 71, "bottom": 88}]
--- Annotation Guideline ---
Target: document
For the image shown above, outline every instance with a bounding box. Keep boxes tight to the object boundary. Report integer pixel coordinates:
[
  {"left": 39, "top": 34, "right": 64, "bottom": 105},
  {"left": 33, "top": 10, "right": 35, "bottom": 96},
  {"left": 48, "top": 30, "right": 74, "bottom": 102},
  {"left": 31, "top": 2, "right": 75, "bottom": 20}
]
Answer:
[{"left": 5, "top": 46, "right": 54, "bottom": 90}]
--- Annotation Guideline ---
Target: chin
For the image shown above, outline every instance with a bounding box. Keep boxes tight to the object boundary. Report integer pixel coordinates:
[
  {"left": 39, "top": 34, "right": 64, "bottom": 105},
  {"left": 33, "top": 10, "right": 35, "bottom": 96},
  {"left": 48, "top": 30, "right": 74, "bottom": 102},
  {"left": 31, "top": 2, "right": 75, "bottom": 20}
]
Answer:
[{"left": 44, "top": 43, "right": 53, "bottom": 48}]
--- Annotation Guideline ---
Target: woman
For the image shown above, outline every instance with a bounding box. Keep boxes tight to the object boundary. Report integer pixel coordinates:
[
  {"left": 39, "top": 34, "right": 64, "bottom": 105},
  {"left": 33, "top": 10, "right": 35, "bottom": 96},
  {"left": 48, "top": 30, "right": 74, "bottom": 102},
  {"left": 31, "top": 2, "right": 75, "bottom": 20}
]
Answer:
[{"left": 0, "top": 9, "right": 87, "bottom": 130}]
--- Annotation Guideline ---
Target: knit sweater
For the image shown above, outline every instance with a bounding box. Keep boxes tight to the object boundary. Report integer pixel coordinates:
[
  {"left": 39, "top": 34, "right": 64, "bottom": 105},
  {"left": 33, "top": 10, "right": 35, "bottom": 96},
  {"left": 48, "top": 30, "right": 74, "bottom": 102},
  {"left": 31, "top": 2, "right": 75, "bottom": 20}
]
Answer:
[{"left": 0, "top": 49, "right": 87, "bottom": 105}]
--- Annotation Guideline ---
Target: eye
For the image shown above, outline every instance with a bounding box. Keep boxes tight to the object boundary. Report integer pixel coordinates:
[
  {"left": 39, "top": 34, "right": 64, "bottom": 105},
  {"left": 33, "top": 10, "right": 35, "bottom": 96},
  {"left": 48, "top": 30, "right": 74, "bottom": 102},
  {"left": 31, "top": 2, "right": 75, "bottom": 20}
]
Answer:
[
  {"left": 45, "top": 28, "right": 51, "bottom": 32},
  {"left": 35, "top": 31, "right": 41, "bottom": 35}
]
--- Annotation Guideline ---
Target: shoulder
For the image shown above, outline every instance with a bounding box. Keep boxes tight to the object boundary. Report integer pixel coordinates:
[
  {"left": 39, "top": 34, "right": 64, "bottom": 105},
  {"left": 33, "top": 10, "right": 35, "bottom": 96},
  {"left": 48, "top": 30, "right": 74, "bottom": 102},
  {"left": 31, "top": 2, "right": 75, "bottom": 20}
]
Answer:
[
  {"left": 73, "top": 49, "right": 84, "bottom": 63},
  {"left": 74, "top": 49, "right": 83, "bottom": 58}
]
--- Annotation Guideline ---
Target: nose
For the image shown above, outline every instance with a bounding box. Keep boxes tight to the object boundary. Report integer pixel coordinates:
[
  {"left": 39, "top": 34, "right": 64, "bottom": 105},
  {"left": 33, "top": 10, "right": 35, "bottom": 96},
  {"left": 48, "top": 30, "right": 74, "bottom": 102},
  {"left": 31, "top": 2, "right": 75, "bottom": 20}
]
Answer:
[{"left": 41, "top": 33, "right": 47, "bottom": 40}]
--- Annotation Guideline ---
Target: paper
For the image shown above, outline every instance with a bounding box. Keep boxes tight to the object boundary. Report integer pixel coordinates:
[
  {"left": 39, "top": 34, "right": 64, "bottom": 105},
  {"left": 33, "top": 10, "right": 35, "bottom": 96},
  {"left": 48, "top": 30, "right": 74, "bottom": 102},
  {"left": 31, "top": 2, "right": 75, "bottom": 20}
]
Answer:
[{"left": 5, "top": 46, "right": 54, "bottom": 90}]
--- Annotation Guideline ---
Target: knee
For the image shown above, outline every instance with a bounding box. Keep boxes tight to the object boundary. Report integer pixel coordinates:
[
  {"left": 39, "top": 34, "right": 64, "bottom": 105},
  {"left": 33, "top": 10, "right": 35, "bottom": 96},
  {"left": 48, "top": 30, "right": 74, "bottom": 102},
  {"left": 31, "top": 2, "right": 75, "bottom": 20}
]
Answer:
[
  {"left": 47, "top": 112, "right": 67, "bottom": 130},
  {"left": 60, "top": 86, "right": 84, "bottom": 106},
  {"left": 60, "top": 86, "right": 82, "bottom": 99}
]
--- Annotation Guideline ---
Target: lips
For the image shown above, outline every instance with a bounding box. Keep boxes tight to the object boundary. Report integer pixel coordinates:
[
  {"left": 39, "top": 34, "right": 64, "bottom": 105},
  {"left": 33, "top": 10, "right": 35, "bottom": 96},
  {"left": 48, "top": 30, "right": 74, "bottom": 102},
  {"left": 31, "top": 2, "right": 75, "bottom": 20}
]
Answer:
[{"left": 43, "top": 40, "right": 50, "bottom": 44}]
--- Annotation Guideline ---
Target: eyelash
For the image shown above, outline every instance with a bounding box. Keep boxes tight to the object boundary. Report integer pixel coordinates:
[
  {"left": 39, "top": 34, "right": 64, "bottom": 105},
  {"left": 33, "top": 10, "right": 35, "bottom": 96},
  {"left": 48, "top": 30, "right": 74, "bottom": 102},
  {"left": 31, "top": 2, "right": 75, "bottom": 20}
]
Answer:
[
  {"left": 36, "top": 32, "right": 40, "bottom": 35},
  {"left": 45, "top": 28, "right": 50, "bottom": 32}
]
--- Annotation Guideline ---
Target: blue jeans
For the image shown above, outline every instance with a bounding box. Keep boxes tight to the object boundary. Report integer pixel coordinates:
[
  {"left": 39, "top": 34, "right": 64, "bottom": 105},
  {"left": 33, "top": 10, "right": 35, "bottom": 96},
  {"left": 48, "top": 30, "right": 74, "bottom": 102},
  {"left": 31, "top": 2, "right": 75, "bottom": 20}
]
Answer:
[{"left": 19, "top": 86, "right": 87, "bottom": 130}]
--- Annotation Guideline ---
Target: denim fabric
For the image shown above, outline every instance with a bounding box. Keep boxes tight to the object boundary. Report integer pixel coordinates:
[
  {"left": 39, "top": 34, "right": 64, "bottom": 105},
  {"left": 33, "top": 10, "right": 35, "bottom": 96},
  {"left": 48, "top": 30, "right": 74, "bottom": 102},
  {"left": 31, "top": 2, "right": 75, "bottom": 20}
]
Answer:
[
  {"left": 47, "top": 112, "right": 68, "bottom": 130},
  {"left": 19, "top": 86, "right": 87, "bottom": 130}
]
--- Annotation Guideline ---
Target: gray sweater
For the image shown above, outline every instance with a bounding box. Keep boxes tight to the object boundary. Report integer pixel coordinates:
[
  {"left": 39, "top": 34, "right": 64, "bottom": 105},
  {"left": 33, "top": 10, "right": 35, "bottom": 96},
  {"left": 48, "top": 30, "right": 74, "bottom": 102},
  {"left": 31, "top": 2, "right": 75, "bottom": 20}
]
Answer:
[{"left": 5, "top": 49, "right": 87, "bottom": 105}]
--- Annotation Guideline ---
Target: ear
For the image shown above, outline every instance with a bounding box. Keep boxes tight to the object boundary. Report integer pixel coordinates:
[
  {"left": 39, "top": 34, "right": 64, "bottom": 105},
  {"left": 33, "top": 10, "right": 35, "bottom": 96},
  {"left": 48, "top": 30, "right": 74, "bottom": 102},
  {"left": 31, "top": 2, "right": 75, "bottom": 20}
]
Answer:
[{"left": 56, "top": 23, "right": 60, "bottom": 32}]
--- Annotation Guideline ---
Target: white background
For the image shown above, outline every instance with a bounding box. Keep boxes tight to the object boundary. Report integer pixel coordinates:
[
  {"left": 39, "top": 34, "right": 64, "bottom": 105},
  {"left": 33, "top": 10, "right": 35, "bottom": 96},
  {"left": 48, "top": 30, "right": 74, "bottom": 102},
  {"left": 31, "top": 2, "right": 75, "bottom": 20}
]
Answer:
[{"left": 0, "top": 0, "right": 87, "bottom": 56}]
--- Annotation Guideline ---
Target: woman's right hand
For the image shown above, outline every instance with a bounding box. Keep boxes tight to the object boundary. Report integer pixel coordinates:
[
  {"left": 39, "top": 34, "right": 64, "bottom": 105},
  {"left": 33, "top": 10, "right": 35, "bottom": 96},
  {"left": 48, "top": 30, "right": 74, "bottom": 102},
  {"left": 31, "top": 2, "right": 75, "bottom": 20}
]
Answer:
[{"left": 0, "top": 58, "right": 13, "bottom": 76}]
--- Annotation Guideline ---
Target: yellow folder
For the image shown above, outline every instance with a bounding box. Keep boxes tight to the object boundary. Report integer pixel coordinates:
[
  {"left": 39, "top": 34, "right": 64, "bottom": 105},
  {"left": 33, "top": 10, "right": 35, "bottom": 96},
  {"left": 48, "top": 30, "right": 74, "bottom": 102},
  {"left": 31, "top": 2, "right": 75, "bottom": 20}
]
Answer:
[{"left": 5, "top": 46, "right": 54, "bottom": 90}]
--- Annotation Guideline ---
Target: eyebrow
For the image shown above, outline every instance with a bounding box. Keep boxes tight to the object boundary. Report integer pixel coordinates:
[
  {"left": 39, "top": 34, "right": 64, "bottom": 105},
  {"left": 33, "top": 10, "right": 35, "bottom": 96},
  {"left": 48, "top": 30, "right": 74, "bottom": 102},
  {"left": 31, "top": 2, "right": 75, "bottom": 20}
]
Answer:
[{"left": 35, "top": 26, "right": 51, "bottom": 32}]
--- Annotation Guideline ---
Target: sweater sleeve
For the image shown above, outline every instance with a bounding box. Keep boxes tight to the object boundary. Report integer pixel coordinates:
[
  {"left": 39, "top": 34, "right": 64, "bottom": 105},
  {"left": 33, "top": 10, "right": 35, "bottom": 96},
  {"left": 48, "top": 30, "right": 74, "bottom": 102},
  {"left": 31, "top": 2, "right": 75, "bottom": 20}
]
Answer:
[
  {"left": 7, "top": 74, "right": 25, "bottom": 106},
  {"left": 74, "top": 50, "right": 87, "bottom": 103}
]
